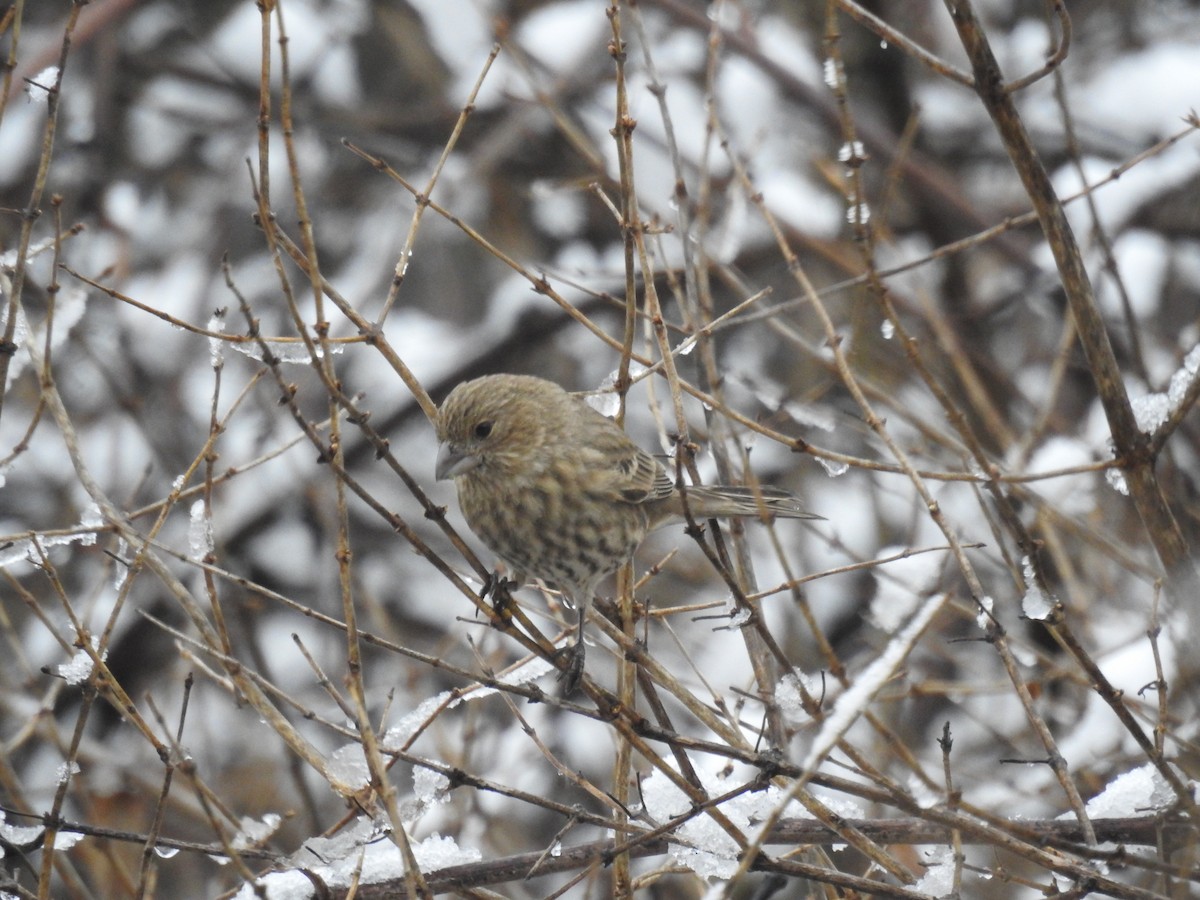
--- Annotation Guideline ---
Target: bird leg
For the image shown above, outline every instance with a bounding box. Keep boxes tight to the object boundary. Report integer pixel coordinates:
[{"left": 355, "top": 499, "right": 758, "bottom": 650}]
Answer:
[{"left": 556, "top": 606, "right": 587, "bottom": 696}]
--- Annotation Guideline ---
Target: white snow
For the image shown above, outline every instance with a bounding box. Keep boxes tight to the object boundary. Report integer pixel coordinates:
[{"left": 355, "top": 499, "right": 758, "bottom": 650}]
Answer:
[
  {"left": 57, "top": 637, "right": 103, "bottom": 686},
  {"left": 1129, "top": 343, "right": 1200, "bottom": 434},
  {"left": 1020, "top": 556, "right": 1056, "bottom": 621},
  {"left": 1083, "top": 763, "right": 1177, "bottom": 818},
  {"left": 239, "top": 820, "right": 481, "bottom": 898},
  {"left": 232, "top": 814, "right": 282, "bottom": 850},
  {"left": 913, "top": 845, "right": 956, "bottom": 896},
  {"left": 640, "top": 757, "right": 811, "bottom": 880},
  {"left": 413, "top": 767, "right": 450, "bottom": 808},
  {"left": 26, "top": 66, "right": 60, "bottom": 105},
  {"left": 187, "top": 499, "right": 214, "bottom": 561},
  {"left": 382, "top": 692, "right": 460, "bottom": 752},
  {"left": 326, "top": 743, "right": 371, "bottom": 792}
]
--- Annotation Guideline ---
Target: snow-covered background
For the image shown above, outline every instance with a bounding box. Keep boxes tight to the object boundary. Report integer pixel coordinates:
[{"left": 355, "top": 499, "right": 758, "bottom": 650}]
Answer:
[{"left": 2, "top": 1, "right": 1198, "bottom": 896}]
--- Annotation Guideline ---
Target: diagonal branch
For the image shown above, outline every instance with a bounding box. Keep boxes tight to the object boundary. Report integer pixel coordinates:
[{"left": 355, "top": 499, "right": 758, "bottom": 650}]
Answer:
[{"left": 943, "top": 0, "right": 1200, "bottom": 661}]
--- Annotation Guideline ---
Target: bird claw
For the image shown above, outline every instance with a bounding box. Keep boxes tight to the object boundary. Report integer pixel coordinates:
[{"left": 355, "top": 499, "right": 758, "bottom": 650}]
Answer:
[
  {"left": 555, "top": 643, "right": 586, "bottom": 696},
  {"left": 483, "top": 572, "right": 518, "bottom": 616}
]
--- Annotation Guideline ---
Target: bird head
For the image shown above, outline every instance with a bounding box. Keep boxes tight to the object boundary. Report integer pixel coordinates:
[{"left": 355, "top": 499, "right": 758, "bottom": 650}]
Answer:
[{"left": 434, "top": 374, "right": 556, "bottom": 482}]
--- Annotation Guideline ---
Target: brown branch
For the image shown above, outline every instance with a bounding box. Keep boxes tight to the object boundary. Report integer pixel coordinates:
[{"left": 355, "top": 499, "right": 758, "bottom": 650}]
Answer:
[
  {"left": 294, "top": 816, "right": 1192, "bottom": 898},
  {"left": 943, "top": 0, "right": 1200, "bottom": 677}
]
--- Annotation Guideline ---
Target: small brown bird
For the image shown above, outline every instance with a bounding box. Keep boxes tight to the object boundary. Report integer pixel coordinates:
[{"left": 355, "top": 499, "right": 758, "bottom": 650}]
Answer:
[{"left": 435, "top": 373, "right": 821, "bottom": 693}]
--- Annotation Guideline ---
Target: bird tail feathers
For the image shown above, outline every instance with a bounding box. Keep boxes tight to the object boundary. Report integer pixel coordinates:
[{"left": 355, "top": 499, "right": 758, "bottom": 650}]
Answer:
[{"left": 678, "top": 485, "right": 823, "bottom": 521}]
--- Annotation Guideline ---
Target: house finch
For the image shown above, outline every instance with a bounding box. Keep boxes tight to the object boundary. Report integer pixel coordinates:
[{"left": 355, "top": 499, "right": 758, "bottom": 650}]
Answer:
[{"left": 435, "top": 373, "right": 821, "bottom": 693}]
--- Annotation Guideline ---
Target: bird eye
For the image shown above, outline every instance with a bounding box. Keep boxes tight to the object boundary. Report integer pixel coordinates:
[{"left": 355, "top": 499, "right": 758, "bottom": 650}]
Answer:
[{"left": 473, "top": 421, "right": 494, "bottom": 439}]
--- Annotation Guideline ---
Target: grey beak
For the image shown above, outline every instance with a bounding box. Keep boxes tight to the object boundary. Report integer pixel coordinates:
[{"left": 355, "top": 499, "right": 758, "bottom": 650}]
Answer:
[{"left": 435, "top": 443, "right": 481, "bottom": 481}]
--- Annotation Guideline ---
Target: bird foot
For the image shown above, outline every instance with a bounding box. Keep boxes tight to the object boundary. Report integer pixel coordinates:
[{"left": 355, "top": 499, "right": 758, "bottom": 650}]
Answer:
[
  {"left": 555, "top": 642, "right": 586, "bottom": 697},
  {"left": 483, "top": 572, "right": 519, "bottom": 616}
]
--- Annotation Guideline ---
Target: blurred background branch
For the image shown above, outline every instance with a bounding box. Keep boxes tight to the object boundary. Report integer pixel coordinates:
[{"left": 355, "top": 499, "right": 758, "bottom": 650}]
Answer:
[{"left": 1, "top": 0, "right": 1198, "bottom": 896}]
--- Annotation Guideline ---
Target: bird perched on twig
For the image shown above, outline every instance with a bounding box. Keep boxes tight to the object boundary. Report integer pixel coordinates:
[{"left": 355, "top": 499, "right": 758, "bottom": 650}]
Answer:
[{"left": 435, "top": 373, "right": 821, "bottom": 694}]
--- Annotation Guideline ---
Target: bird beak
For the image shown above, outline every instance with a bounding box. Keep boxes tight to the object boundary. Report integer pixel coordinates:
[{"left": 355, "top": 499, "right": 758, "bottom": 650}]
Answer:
[{"left": 435, "top": 443, "right": 481, "bottom": 481}]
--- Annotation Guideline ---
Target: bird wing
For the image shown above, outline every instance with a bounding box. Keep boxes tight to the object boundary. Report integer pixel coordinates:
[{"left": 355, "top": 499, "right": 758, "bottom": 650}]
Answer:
[
  {"left": 580, "top": 424, "right": 675, "bottom": 506},
  {"left": 613, "top": 445, "right": 675, "bottom": 505}
]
